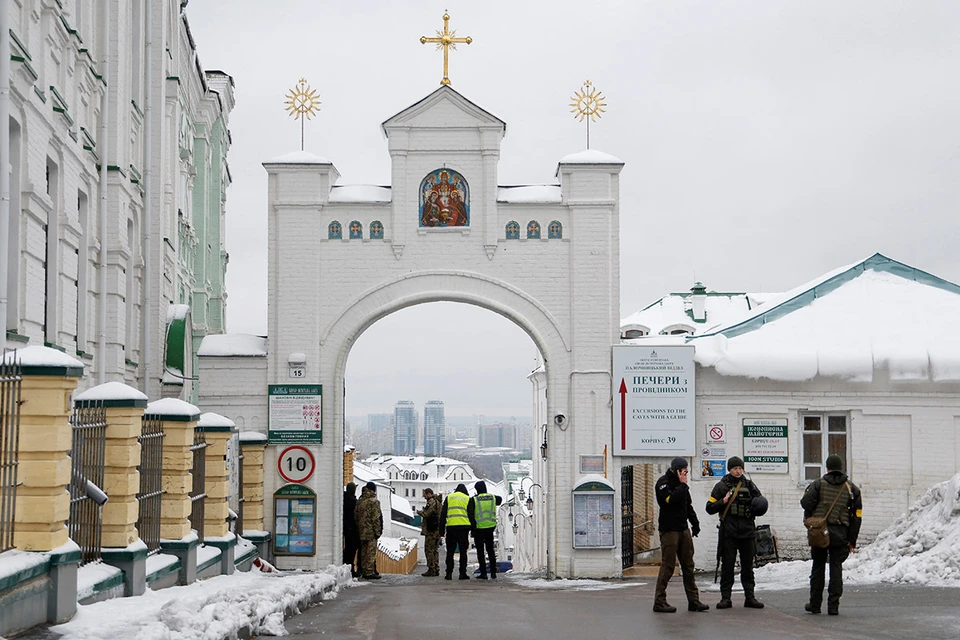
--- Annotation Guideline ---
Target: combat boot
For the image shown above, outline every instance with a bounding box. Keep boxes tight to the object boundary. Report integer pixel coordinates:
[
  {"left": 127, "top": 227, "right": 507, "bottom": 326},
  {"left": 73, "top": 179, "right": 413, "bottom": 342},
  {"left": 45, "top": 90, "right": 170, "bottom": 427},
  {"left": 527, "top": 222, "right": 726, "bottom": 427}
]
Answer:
[
  {"left": 744, "top": 595, "right": 764, "bottom": 609},
  {"left": 652, "top": 602, "right": 677, "bottom": 613},
  {"left": 688, "top": 601, "right": 709, "bottom": 612},
  {"left": 716, "top": 597, "right": 733, "bottom": 609}
]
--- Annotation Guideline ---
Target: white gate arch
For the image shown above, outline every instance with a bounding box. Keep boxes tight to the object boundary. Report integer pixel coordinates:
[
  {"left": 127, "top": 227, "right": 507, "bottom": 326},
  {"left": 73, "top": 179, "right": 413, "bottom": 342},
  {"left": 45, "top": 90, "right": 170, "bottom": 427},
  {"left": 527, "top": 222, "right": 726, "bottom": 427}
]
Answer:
[{"left": 263, "top": 86, "right": 623, "bottom": 578}]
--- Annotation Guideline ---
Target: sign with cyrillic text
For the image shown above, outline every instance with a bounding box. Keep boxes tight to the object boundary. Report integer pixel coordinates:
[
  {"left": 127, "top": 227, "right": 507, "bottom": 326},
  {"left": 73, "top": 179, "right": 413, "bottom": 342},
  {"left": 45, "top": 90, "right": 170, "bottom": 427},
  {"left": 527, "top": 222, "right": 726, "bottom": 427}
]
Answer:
[
  {"left": 743, "top": 419, "right": 788, "bottom": 473},
  {"left": 612, "top": 345, "right": 695, "bottom": 457}
]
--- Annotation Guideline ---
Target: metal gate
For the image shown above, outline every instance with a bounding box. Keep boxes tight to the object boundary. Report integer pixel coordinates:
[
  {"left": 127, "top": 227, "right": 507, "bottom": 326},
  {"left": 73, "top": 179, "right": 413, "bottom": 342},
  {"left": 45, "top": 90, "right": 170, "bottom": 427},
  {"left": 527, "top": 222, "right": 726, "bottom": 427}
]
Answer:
[
  {"left": 0, "top": 355, "right": 22, "bottom": 553},
  {"left": 189, "top": 429, "right": 208, "bottom": 540},
  {"left": 69, "top": 401, "right": 107, "bottom": 565},
  {"left": 621, "top": 465, "right": 634, "bottom": 569},
  {"left": 137, "top": 414, "right": 165, "bottom": 554}
]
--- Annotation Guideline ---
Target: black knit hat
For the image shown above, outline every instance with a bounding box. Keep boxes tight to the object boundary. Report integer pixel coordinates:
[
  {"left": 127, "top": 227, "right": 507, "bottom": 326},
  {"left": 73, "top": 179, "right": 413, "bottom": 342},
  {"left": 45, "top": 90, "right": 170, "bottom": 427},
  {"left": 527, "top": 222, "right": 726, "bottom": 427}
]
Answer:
[
  {"left": 727, "top": 456, "right": 745, "bottom": 471},
  {"left": 670, "top": 457, "right": 689, "bottom": 471},
  {"left": 825, "top": 454, "right": 843, "bottom": 471},
  {"left": 364, "top": 481, "right": 377, "bottom": 491}
]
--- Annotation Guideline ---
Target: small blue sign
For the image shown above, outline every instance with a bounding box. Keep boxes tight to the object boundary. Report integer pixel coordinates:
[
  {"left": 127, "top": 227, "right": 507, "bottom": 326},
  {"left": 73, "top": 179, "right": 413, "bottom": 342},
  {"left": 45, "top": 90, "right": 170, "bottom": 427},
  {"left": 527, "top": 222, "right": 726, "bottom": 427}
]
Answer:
[{"left": 701, "top": 459, "right": 726, "bottom": 478}]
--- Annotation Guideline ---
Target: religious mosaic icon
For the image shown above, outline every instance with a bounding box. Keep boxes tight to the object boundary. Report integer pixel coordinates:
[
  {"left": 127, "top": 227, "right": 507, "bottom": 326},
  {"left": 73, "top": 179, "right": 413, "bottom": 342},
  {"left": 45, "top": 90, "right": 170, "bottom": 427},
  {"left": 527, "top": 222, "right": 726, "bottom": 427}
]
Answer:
[{"left": 419, "top": 169, "right": 470, "bottom": 227}]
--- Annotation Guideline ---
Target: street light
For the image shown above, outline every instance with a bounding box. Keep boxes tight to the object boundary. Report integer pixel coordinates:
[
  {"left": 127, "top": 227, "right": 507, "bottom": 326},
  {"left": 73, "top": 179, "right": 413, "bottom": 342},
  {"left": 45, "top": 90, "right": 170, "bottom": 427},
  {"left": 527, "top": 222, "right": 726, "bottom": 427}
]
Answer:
[
  {"left": 519, "top": 477, "right": 544, "bottom": 514},
  {"left": 512, "top": 512, "right": 530, "bottom": 534}
]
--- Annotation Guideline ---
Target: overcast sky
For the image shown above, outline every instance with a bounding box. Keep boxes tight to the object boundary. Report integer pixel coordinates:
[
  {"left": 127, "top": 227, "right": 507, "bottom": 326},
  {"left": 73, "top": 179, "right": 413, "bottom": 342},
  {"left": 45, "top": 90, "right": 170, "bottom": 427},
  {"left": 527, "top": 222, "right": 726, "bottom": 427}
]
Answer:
[{"left": 186, "top": 1, "right": 960, "bottom": 417}]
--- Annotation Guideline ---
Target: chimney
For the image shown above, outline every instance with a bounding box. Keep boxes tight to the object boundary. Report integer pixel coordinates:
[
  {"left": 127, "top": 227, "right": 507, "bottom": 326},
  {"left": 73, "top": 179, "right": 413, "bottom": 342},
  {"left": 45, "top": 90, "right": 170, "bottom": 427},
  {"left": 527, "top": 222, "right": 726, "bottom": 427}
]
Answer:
[{"left": 691, "top": 282, "right": 707, "bottom": 322}]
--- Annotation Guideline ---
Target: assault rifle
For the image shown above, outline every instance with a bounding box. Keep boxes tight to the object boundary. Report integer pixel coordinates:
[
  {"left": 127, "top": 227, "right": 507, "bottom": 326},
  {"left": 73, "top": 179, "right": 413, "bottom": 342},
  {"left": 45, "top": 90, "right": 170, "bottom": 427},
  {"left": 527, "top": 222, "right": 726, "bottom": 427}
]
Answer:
[{"left": 713, "top": 480, "right": 742, "bottom": 584}]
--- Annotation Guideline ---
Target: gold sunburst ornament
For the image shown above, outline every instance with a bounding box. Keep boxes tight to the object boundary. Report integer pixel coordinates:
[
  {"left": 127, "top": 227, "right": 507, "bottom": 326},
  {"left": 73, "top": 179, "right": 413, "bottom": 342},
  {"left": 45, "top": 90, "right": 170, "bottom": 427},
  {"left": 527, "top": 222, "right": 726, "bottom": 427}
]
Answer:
[
  {"left": 570, "top": 80, "right": 607, "bottom": 149},
  {"left": 284, "top": 78, "right": 321, "bottom": 150},
  {"left": 420, "top": 11, "right": 473, "bottom": 86}
]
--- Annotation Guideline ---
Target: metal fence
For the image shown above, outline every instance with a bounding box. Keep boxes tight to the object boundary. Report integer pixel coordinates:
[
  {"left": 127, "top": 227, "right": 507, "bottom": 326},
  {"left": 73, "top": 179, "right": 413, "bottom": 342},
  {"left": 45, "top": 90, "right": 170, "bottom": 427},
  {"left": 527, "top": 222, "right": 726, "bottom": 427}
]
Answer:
[
  {"left": 235, "top": 446, "right": 245, "bottom": 535},
  {"left": 137, "top": 414, "right": 165, "bottom": 554},
  {"left": 189, "top": 429, "right": 208, "bottom": 541},
  {"left": 0, "top": 355, "right": 22, "bottom": 553},
  {"left": 69, "top": 401, "right": 107, "bottom": 565}
]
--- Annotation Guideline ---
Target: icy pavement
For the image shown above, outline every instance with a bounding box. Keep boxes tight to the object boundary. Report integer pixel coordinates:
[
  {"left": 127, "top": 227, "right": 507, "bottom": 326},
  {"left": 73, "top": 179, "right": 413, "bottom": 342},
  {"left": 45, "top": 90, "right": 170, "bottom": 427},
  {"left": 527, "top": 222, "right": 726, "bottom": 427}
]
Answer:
[{"left": 44, "top": 564, "right": 354, "bottom": 639}]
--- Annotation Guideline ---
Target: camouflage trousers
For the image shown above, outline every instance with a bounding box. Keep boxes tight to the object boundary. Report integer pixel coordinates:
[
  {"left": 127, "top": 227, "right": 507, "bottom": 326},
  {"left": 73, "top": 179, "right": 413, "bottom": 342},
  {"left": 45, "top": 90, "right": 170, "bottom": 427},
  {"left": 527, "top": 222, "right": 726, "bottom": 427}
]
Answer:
[
  {"left": 424, "top": 534, "right": 440, "bottom": 573},
  {"left": 361, "top": 538, "right": 379, "bottom": 576}
]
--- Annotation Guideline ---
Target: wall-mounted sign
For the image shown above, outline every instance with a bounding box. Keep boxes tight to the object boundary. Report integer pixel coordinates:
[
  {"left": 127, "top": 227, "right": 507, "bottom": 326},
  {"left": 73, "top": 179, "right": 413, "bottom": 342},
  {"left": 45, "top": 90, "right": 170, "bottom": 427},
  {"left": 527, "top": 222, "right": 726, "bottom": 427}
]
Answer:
[
  {"left": 268, "top": 384, "right": 322, "bottom": 444},
  {"left": 612, "top": 345, "right": 695, "bottom": 457},
  {"left": 579, "top": 455, "right": 606, "bottom": 475},
  {"left": 743, "top": 419, "right": 788, "bottom": 473},
  {"left": 289, "top": 364, "right": 306, "bottom": 379},
  {"left": 273, "top": 484, "right": 317, "bottom": 556},
  {"left": 699, "top": 444, "right": 727, "bottom": 478},
  {"left": 277, "top": 445, "right": 316, "bottom": 484},
  {"left": 707, "top": 424, "right": 726, "bottom": 443},
  {"left": 572, "top": 477, "right": 616, "bottom": 549}
]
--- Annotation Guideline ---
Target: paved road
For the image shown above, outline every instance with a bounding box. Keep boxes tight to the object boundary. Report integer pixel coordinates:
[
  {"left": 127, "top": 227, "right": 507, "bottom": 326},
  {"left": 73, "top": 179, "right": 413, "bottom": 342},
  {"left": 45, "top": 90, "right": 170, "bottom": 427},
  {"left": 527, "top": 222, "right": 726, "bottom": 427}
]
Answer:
[{"left": 276, "top": 573, "right": 960, "bottom": 640}]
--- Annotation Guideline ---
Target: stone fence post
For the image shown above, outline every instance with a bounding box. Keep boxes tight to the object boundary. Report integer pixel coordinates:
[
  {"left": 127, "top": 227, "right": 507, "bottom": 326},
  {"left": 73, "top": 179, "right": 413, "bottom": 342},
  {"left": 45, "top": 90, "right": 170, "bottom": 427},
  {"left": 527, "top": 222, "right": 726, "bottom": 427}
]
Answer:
[
  {"left": 6, "top": 346, "right": 84, "bottom": 624},
  {"left": 75, "top": 381, "right": 149, "bottom": 596},
  {"left": 239, "top": 432, "right": 269, "bottom": 559},
  {"left": 197, "top": 412, "right": 238, "bottom": 575},
  {"left": 147, "top": 398, "right": 200, "bottom": 585}
]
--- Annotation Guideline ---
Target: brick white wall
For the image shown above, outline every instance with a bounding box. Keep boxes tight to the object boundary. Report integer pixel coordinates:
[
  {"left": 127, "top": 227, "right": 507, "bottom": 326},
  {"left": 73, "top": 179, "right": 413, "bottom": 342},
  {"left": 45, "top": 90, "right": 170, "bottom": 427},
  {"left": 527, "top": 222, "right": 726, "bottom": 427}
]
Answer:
[
  {"left": 687, "top": 367, "right": 960, "bottom": 568},
  {"left": 262, "top": 88, "right": 623, "bottom": 576}
]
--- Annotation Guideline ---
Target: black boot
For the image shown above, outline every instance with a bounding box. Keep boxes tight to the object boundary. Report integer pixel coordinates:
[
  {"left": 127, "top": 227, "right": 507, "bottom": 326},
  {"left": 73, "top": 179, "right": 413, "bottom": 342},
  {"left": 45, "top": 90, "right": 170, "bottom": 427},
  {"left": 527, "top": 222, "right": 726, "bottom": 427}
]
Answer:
[
  {"left": 804, "top": 602, "right": 821, "bottom": 614},
  {"left": 744, "top": 595, "right": 765, "bottom": 609},
  {"left": 716, "top": 597, "right": 733, "bottom": 609},
  {"left": 459, "top": 573, "right": 470, "bottom": 580},
  {"left": 688, "top": 601, "right": 710, "bottom": 612},
  {"left": 444, "top": 573, "right": 452, "bottom": 580},
  {"left": 653, "top": 602, "right": 677, "bottom": 613}
]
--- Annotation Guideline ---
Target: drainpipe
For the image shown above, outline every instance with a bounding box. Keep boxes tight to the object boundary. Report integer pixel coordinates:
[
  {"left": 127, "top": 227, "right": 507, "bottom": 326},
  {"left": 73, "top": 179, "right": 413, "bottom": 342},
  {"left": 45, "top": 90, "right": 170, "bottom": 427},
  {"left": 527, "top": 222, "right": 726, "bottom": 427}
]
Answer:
[
  {"left": 97, "top": 0, "right": 110, "bottom": 384},
  {"left": 0, "top": 11, "right": 10, "bottom": 353},
  {"left": 142, "top": 0, "right": 153, "bottom": 394}
]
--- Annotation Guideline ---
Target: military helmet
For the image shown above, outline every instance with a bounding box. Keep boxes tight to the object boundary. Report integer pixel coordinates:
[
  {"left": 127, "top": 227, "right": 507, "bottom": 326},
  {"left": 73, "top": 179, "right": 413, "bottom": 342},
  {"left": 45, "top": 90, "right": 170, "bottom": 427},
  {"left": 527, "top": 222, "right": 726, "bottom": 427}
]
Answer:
[{"left": 751, "top": 496, "right": 769, "bottom": 517}]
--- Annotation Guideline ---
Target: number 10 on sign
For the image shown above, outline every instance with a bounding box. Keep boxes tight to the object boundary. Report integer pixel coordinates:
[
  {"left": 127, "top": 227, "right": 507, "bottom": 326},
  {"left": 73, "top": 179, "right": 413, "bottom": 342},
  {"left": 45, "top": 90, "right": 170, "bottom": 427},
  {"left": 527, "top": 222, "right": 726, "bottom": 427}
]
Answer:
[{"left": 278, "top": 445, "right": 316, "bottom": 484}]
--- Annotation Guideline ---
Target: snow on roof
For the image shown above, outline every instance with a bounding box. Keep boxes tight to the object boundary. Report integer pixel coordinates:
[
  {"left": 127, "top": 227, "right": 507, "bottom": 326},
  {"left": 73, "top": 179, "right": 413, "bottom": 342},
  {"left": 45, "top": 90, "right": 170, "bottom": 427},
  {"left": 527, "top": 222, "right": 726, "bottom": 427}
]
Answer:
[
  {"left": 75, "top": 381, "right": 148, "bottom": 403},
  {"left": 197, "top": 334, "right": 267, "bottom": 357},
  {"left": 264, "top": 150, "right": 333, "bottom": 164},
  {"left": 329, "top": 185, "right": 391, "bottom": 203},
  {"left": 145, "top": 398, "right": 201, "bottom": 418},
  {"left": 558, "top": 149, "right": 623, "bottom": 164},
  {"left": 621, "top": 289, "right": 769, "bottom": 337},
  {"left": 497, "top": 185, "right": 562, "bottom": 203},
  {"left": 377, "top": 536, "right": 418, "bottom": 561},
  {"left": 2, "top": 345, "right": 83, "bottom": 369},
  {"left": 239, "top": 432, "right": 268, "bottom": 444},
  {"left": 166, "top": 304, "right": 190, "bottom": 321},
  {"left": 352, "top": 460, "right": 387, "bottom": 484},
  {"left": 198, "top": 412, "right": 236, "bottom": 429},
  {"left": 691, "top": 254, "right": 960, "bottom": 382},
  {"left": 390, "top": 493, "right": 414, "bottom": 516},
  {"left": 575, "top": 474, "right": 615, "bottom": 490}
]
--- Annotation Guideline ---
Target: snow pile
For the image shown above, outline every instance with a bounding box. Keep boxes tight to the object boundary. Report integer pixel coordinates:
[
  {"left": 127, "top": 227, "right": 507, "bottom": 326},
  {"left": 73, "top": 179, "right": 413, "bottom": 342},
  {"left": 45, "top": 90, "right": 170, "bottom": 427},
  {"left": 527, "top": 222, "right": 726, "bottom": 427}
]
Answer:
[
  {"left": 844, "top": 473, "right": 960, "bottom": 585},
  {"left": 512, "top": 577, "right": 642, "bottom": 591},
  {"left": 51, "top": 564, "right": 353, "bottom": 639},
  {"left": 748, "top": 473, "right": 960, "bottom": 591},
  {"left": 378, "top": 536, "right": 417, "bottom": 561}
]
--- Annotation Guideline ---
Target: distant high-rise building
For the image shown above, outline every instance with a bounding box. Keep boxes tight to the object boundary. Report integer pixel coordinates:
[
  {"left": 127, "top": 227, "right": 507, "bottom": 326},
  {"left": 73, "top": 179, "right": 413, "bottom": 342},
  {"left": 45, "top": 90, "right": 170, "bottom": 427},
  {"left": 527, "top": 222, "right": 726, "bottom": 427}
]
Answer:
[
  {"left": 478, "top": 423, "right": 517, "bottom": 448},
  {"left": 424, "top": 401, "right": 446, "bottom": 455},
  {"left": 394, "top": 401, "right": 417, "bottom": 454},
  {"left": 368, "top": 413, "right": 391, "bottom": 432}
]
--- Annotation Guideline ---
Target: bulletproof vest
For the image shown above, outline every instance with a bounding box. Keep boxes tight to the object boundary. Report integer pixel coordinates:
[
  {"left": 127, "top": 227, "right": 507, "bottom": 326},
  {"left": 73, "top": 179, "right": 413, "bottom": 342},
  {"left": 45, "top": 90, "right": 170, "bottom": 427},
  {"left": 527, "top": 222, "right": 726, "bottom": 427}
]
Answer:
[
  {"left": 726, "top": 480, "right": 753, "bottom": 519},
  {"left": 814, "top": 480, "right": 851, "bottom": 526}
]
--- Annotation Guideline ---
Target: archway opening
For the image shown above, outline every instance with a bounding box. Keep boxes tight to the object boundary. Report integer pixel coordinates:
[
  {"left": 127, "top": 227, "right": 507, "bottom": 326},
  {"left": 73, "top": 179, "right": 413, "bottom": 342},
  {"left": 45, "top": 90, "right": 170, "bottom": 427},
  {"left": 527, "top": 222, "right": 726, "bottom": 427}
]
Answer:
[{"left": 341, "top": 301, "right": 547, "bottom": 575}]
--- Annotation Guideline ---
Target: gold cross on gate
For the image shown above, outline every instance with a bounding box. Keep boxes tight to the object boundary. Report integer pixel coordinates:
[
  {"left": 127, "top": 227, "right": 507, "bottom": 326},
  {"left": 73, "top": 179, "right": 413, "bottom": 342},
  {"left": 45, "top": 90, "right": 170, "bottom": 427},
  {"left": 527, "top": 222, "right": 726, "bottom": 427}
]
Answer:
[{"left": 420, "top": 11, "right": 472, "bottom": 86}]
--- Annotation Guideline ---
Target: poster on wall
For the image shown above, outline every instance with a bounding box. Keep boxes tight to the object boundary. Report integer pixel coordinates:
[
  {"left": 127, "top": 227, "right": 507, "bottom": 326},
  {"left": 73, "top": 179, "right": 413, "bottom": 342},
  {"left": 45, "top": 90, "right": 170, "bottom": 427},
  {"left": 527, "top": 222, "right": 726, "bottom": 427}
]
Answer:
[
  {"left": 612, "top": 345, "right": 696, "bottom": 457},
  {"left": 572, "top": 478, "right": 616, "bottom": 549},
  {"left": 700, "top": 445, "right": 727, "bottom": 478},
  {"left": 743, "top": 419, "right": 789, "bottom": 473},
  {"left": 273, "top": 484, "right": 317, "bottom": 556},
  {"left": 268, "top": 384, "right": 322, "bottom": 444}
]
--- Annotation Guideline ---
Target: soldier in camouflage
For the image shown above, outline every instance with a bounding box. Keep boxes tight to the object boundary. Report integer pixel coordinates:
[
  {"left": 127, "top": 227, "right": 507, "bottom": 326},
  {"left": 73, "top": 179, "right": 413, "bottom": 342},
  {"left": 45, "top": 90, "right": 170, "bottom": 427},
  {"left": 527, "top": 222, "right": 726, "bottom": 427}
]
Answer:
[
  {"left": 355, "top": 481, "right": 383, "bottom": 580},
  {"left": 417, "top": 488, "right": 441, "bottom": 576}
]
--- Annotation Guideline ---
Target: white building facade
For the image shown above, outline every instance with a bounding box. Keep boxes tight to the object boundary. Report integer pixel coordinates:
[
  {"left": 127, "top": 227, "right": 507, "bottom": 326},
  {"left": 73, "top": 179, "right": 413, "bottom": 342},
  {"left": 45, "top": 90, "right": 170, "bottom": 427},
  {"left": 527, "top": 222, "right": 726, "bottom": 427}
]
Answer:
[{"left": 3, "top": 1, "right": 233, "bottom": 400}]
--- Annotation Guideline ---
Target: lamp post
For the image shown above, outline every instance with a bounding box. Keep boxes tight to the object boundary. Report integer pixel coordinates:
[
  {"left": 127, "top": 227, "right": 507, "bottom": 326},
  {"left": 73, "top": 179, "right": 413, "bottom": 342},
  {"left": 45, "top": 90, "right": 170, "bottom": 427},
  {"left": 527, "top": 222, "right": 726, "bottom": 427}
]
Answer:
[{"left": 519, "top": 477, "right": 544, "bottom": 514}]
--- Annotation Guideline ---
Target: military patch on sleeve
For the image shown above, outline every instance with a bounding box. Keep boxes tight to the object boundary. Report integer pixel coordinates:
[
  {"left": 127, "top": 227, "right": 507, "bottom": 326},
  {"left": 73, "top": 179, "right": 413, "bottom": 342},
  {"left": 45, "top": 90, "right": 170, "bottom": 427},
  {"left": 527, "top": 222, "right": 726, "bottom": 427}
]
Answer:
[
  {"left": 855, "top": 509, "right": 862, "bottom": 518},
  {"left": 708, "top": 497, "right": 718, "bottom": 503}
]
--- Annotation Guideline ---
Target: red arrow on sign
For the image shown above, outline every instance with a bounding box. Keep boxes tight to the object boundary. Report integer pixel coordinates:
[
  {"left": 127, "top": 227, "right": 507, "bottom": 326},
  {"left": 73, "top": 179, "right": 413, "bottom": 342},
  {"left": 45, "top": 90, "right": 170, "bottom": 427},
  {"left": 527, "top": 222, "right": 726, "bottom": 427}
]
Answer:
[{"left": 619, "top": 379, "right": 627, "bottom": 449}]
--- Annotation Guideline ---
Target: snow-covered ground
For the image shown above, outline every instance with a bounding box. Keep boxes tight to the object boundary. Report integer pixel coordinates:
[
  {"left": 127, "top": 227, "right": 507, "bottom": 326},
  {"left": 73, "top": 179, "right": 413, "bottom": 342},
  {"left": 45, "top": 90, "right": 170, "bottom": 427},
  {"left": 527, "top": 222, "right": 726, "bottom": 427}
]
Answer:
[
  {"left": 705, "top": 472, "right": 960, "bottom": 592},
  {"left": 511, "top": 576, "right": 644, "bottom": 591},
  {"left": 49, "top": 565, "right": 354, "bottom": 639}
]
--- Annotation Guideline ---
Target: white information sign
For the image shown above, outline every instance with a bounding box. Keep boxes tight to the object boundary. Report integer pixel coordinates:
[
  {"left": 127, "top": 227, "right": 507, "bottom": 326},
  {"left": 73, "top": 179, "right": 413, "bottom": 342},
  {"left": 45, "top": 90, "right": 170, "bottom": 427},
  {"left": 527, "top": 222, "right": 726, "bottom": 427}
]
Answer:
[
  {"left": 613, "top": 345, "right": 696, "bottom": 457},
  {"left": 707, "top": 423, "right": 726, "bottom": 443},
  {"left": 743, "top": 419, "right": 789, "bottom": 473}
]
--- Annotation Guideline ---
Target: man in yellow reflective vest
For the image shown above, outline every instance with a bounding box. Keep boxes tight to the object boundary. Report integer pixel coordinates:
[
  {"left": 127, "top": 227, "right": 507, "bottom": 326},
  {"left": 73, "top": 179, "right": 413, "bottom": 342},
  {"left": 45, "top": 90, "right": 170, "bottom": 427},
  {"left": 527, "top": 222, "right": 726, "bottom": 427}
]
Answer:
[
  {"left": 439, "top": 483, "right": 472, "bottom": 580},
  {"left": 469, "top": 480, "right": 503, "bottom": 579}
]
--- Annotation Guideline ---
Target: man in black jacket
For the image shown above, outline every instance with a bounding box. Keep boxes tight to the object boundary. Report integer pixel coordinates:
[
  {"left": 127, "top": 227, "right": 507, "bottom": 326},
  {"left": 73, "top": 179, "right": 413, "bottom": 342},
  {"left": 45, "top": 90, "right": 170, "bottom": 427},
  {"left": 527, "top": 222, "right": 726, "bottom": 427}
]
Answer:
[
  {"left": 705, "top": 456, "right": 765, "bottom": 609},
  {"left": 801, "top": 454, "right": 863, "bottom": 616},
  {"left": 439, "top": 483, "right": 472, "bottom": 580},
  {"left": 654, "top": 457, "right": 709, "bottom": 613},
  {"left": 342, "top": 482, "right": 361, "bottom": 577}
]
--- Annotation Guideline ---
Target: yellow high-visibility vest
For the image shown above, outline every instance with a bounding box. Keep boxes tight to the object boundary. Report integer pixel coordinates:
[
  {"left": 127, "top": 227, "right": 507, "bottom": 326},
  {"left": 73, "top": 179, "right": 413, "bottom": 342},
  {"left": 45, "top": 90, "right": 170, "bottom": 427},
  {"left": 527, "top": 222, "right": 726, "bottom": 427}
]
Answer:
[{"left": 446, "top": 492, "right": 470, "bottom": 527}]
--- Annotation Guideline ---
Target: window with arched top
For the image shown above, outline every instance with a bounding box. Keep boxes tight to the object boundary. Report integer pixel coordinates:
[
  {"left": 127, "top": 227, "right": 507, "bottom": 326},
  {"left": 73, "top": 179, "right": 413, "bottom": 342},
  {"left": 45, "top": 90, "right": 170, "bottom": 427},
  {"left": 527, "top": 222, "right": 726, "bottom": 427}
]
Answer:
[
  {"left": 548, "top": 221, "right": 562, "bottom": 239},
  {"left": 505, "top": 221, "right": 520, "bottom": 239},
  {"left": 328, "top": 221, "right": 342, "bottom": 239},
  {"left": 660, "top": 324, "right": 695, "bottom": 336},
  {"left": 349, "top": 221, "right": 362, "bottom": 239},
  {"left": 370, "top": 220, "right": 384, "bottom": 239},
  {"left": 527, "top": 221, "right": 541, "bottom": 239},
  {"left": 623, "top": 329, "right": 648, "bottom": 339}
]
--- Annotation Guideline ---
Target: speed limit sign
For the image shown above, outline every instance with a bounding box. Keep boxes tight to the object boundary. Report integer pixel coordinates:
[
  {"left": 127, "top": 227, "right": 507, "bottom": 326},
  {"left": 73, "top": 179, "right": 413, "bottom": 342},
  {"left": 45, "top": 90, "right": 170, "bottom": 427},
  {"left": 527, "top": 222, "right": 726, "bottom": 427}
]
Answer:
[{"left": 278, "top": 446, "right": 315, "bottom": 484}]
